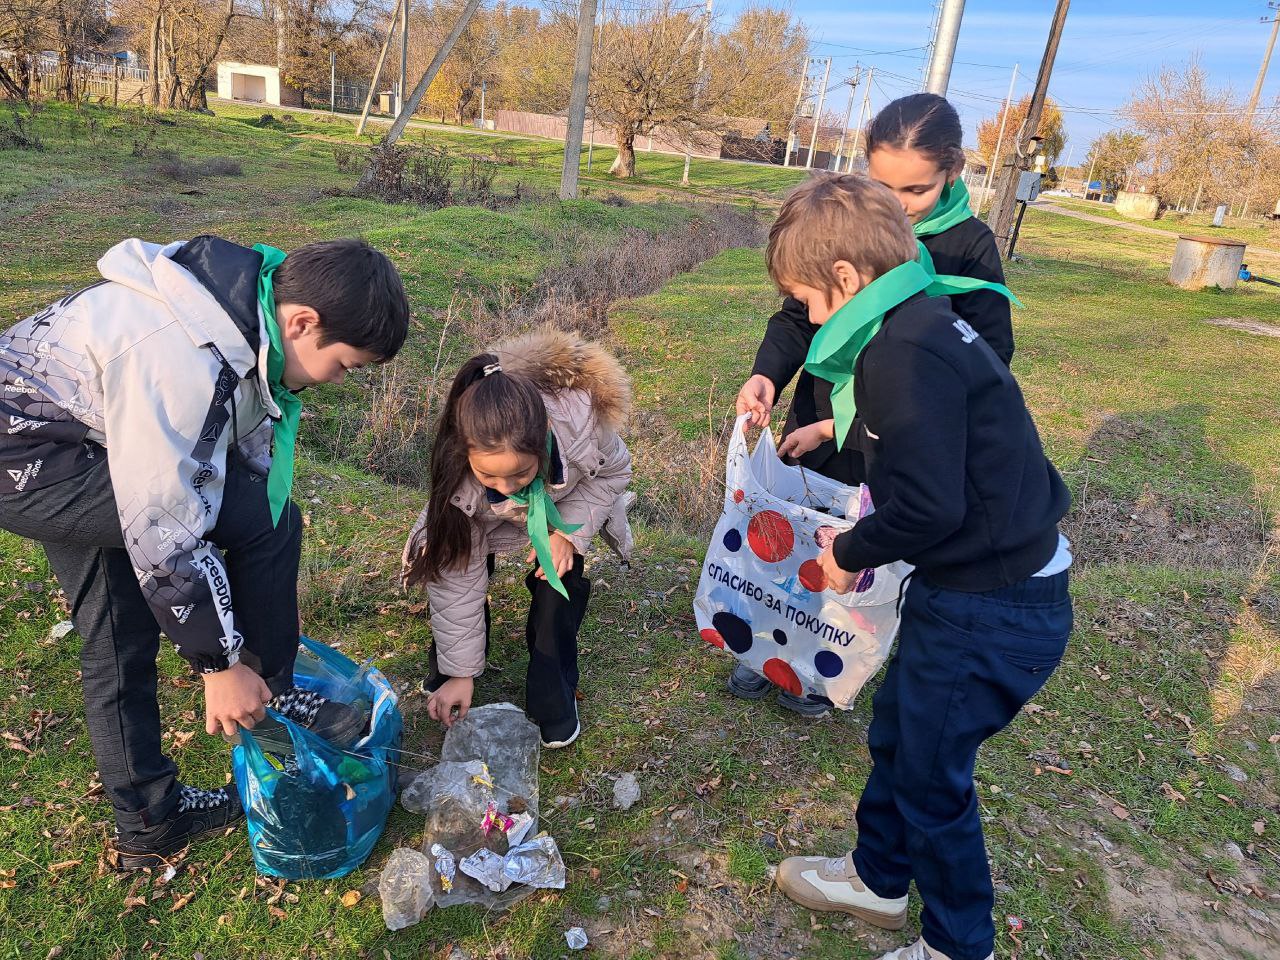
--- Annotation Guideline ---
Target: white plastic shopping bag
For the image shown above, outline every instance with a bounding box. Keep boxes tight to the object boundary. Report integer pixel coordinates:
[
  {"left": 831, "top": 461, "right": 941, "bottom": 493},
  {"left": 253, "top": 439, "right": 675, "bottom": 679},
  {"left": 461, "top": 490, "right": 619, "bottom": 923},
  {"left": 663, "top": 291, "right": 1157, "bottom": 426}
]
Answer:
[{"left": 694, "top": 415, "right": 911, "bottom": 709}]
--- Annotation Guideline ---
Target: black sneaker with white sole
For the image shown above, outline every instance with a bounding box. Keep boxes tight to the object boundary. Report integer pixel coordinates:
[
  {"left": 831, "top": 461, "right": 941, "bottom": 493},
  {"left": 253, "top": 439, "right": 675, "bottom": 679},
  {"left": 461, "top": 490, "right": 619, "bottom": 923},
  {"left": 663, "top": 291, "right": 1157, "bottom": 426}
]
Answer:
[
  {"left": 112, "top": 784, "right": 243, "bottom": 871},
  {"left": 248, "top": 686, "right": 370, "bottom": 755},
  {"left": 540, "top": 705, "right": 581, "bottom": 749}
]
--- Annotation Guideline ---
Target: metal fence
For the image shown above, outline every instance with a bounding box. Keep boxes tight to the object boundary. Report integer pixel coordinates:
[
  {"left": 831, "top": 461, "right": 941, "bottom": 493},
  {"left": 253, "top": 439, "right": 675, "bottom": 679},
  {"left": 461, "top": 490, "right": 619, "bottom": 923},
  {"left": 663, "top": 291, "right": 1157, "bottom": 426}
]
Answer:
[{"left": 328, "top": 78, "right": 369, "bottom": 113}]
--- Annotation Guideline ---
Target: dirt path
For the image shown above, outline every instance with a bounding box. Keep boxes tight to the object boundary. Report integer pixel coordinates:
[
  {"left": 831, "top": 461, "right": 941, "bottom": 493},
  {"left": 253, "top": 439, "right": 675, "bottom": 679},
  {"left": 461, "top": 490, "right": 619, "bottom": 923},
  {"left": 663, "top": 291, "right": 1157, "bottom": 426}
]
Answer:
[{"left": 1035, "top": 200, "right": 1280, "bottom": 264}]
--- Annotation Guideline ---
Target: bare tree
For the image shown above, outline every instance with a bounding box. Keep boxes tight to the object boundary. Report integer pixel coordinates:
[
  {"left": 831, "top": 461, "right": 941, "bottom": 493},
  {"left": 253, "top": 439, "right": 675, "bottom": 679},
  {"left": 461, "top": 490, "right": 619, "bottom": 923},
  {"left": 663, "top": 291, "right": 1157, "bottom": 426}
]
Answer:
[{"left": 0, "top": 0, "right": 55, "bottom": 99}]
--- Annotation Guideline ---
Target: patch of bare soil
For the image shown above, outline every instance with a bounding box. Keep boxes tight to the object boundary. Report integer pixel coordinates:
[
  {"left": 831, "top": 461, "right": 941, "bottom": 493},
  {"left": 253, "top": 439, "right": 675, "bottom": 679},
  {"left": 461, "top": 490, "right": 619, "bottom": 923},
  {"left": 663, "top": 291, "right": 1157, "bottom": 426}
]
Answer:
[{"left": 1028, "top": 804, "right": 1280, "bottom": 960}]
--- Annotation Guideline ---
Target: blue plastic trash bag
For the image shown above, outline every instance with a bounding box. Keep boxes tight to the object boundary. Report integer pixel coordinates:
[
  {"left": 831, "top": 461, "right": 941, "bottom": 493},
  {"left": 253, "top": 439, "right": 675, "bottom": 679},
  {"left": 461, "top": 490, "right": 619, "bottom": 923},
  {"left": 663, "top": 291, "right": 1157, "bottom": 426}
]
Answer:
[{"left": 232, "top": 636, "right": 402, "bottom": 879}]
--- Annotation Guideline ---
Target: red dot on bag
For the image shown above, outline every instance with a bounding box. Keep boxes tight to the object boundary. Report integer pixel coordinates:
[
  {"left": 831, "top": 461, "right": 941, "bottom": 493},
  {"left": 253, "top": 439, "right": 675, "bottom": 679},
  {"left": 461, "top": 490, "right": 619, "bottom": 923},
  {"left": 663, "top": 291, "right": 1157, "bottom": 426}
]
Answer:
[
  {"left": 747, "top": 510, "right": 794, "bottom": 563},
  {"left": 762, "top": 657, "right": 802, "bottom": 696},
  {"left": 699, "top": 628, "right": 725, "bottom": 649},
  {"left": 798, "top": 559, "right": 827, "bottom": 592},
  {"left": 733, "top": 489, "right": 745, "bottom": 503}
]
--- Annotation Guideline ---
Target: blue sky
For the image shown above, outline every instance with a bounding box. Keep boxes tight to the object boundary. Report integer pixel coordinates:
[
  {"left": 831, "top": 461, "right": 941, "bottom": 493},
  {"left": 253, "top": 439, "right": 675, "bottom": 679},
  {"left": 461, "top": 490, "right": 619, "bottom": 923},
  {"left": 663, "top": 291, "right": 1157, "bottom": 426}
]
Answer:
[{"left": 717, "top": 0, "right": 1276, "bottom": 160}]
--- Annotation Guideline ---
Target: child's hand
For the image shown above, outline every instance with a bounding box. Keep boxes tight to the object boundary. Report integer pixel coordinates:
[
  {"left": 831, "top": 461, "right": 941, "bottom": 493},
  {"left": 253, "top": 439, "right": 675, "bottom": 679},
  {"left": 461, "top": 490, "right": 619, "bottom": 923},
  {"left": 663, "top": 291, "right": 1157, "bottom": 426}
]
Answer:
[
  {"left": 201, "top": 662, "right": 272, "bottom": 737},
  {"left": 736, "top": 375, "right": 776, "bottom": 428},
  {"left": 818, "top": 544, "right": 859, "bottom": 595},
  {"left": 527, "top": 531, "right": 577, "bottom": 580},
  {"left": 778, "top": 419, "right": 834, "bottom": 460},
  {"left": 428, "top": 676, "right": 474, "bottom": 728}
]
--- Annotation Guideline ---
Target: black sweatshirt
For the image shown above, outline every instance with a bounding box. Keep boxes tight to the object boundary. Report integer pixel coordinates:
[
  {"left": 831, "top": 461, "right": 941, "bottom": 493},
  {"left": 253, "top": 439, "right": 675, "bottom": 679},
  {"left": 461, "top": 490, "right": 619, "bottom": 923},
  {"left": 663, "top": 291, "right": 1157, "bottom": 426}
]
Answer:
[
  {"left": 831, "top": 292, "right": 1068, "bottom": 591},
  {"left": 751, "top": 216, "right": 1013, "bottom": 484}
]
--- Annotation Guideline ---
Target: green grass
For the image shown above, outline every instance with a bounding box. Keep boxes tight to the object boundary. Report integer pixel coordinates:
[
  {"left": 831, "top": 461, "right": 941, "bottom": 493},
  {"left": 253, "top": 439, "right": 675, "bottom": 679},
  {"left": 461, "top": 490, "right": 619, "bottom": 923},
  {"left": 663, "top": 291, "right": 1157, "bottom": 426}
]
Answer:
[
  {"left": 1044, "top": 195, "right": 1280, "bottom": 249},
  {"left": 0, "top": 100, "right": 1278, "bottom": 959}
]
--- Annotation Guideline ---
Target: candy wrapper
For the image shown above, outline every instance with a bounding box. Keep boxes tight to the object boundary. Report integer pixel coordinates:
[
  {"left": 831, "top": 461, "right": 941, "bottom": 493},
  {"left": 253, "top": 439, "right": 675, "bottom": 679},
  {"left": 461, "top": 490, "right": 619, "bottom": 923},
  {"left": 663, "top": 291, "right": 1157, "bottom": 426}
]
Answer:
[
  {"left": 481, "top": 801, "right": 514, "bottom": 837},
  {"left": 430, "top": 843, "right": 457, "bottom": 893},
  {"left": 502, "top": 835, "right": 566, "bottom": 889},
  {"left": 459, "top": 848, "right": 514, "bottom": 893},
  {"left": 505, "top": 811, "right": 535, "bottom": 846}
]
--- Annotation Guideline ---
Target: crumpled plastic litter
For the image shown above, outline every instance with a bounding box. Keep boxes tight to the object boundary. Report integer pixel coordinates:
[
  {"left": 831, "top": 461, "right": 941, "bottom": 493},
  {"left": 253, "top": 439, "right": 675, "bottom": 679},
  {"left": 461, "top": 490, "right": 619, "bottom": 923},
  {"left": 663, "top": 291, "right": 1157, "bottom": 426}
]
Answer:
[
  {"left": 379, "top": 847, "right": 434, "bottom": 930},
  {"left": 459, "top": 847, "right": 513, "bottom": 893},
  {"left": 440, "top": 703, "right": 540, "bottom": 819},
  {"left": 502, "top": 834, "right": 566, "bottom": 889},
  {"left": 565, "top": 927, "right": 589, "bottom": 950},
  {"left": 430, "top": 843, "right": 456, "bottom": 893},
  {"left": 406, "top": 704, "right": 548, "bottom": 909},
  {"left": 612, "top": 772, "right": 641, "bottom": 811}
]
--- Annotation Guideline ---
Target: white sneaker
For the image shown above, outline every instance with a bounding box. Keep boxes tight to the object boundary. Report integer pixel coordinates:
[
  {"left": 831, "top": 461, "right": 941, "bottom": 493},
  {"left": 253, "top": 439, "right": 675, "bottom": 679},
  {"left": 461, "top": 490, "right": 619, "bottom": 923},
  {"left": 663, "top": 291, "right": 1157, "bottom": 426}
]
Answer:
[
  {"left": 776, "top": 852, "right": 908, "bottom": 929},
  {"left": 881, "top": 938, "right": 992, "bottom": 960}
]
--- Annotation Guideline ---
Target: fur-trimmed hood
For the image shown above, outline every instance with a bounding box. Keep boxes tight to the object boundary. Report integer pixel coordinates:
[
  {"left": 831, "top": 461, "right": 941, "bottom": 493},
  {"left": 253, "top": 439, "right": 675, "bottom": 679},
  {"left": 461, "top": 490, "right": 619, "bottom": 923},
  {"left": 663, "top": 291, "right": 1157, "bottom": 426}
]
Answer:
[{"left": 494, "top": 328, "right": 631, "bottom": 431}]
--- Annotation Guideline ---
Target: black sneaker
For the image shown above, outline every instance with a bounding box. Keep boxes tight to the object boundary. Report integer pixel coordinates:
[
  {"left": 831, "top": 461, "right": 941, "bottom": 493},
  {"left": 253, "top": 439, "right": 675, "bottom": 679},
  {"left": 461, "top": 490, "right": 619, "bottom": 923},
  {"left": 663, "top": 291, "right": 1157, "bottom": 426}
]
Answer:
[
  {"left": 727, "top": 662, "right": 771, "bottom": 700},
  {"left": 250, "top": 686, "right": 369, "bottom": 755},
  {"left": 112, "top": 785, "right": 243, "bottom": 871},
  {"left": 540, "top": 704, "right": 581, "bottom": 749}
]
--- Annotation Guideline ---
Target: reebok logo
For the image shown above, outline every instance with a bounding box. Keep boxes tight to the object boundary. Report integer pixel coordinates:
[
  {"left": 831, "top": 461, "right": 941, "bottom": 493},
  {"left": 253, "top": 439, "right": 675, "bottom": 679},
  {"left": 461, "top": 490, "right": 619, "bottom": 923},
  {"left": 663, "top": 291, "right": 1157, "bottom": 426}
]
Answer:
[
  {"left": 7, "top": 377, "right": 37, "bottom": 395},
  {"left": 170, "top": 604, "right": 194, "bottom": 624},
  {"left": 6, "top": 459, "right": 42, "bottom": 491},
  {"left": 7, "top": 415, "right": 41, "bottom": 434},
  {"left": 197, "top": 554, "right": 234, "bottom": 615},
  {"left": 134, "top": 566, "right": 154, "bottom": 587},
  {"left": 200, "top": 421, "right": 222, "bottom": 444},
  {"left": 34, "top": 342, "right": 51, "bottom": 357},
  {"left": 952, "top": 319, "right": 980, "bottom": 344}
]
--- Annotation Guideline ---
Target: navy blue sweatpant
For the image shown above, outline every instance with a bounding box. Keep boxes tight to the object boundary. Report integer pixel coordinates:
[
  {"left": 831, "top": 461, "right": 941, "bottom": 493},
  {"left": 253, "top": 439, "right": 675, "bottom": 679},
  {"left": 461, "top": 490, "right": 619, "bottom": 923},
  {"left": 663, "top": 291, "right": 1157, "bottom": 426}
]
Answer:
[{"left": 852, "top": 571, "right": 1072, "bottom": 960}]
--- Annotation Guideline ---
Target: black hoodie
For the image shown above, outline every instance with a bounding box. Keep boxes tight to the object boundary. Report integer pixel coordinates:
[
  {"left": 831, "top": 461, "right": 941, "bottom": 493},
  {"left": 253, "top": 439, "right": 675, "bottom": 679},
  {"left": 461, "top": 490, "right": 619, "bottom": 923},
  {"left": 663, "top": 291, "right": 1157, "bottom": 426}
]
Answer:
[{"left": 830, "top": 291, "right": 1068, "bottom": 591}]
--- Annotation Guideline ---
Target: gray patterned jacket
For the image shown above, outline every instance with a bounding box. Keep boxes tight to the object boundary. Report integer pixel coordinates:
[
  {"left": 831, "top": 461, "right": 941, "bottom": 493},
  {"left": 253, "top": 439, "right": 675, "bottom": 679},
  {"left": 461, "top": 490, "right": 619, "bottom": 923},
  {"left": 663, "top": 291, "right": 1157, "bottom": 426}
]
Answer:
[{"left": 0, "top": 237, "right": 278, "bottom": 672}]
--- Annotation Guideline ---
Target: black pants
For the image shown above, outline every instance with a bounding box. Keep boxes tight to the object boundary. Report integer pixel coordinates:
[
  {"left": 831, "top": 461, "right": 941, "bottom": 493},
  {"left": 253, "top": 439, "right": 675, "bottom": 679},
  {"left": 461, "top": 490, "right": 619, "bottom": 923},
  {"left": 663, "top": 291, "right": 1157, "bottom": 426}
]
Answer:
[
  {"left": 0, "top": 452, "right": 302, "bottom": 831},
  {"left": 853, "top": 572, "right": 1072, "bottom": 960},
  {"left": 426, "top": 554, "right": 590, "bottom": 730}
]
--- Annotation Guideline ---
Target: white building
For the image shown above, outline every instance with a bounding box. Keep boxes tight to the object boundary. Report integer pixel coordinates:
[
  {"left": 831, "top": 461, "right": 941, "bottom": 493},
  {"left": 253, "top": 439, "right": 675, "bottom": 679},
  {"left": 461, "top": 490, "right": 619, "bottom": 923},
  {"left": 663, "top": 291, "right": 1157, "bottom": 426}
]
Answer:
[{"left": 215, "top": 62, "right": 302, "bottom": 107}]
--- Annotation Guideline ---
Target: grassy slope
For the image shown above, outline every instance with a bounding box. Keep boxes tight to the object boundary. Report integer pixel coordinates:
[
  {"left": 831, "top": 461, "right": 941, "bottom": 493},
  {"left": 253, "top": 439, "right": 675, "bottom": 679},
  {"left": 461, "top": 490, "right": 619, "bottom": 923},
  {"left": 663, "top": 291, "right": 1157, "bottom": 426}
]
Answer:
[{"left": 1, "top": 104, "right": 1278, "bottom": 960}]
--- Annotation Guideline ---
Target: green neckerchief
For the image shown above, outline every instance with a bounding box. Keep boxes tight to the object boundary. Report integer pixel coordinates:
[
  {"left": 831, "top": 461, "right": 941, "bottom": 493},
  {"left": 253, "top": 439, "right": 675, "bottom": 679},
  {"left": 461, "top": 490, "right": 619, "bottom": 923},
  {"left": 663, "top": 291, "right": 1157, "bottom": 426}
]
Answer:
[
  {"left": 804, "top": 255, "right": 1020, "bottom": 450},
  {"left": 917, "top": 240, "right": 1022, "bottom": 306},
  {"left": 505, "top": 432, "right": 583, "bottom": 600},
  {"left": 251, "top": 243, "right": 299, "bottom": 528},
  {"left": 805, "top": 260, "right": 933, "bottom": 450},
  {"left": 913, "top": 178, "right": 973, "bottom": 237}
]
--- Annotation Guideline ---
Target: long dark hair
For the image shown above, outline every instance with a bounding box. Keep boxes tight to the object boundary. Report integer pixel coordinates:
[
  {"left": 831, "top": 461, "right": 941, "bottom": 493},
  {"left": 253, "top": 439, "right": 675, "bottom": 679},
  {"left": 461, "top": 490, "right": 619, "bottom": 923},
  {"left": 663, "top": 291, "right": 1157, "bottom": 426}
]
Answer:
[
  {"left": 412, "top": 353, "right": 548, "bottom": 582},
  {"left": 865, "top": 93, "right": 965, "bottom": 174}
]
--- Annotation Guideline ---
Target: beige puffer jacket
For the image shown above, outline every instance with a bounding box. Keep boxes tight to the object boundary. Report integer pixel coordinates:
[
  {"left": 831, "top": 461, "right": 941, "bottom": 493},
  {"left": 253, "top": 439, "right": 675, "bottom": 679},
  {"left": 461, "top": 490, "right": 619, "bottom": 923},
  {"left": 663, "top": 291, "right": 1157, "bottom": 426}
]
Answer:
[{"left": 401, "top": 329, "right": 634, "bottom": 678}]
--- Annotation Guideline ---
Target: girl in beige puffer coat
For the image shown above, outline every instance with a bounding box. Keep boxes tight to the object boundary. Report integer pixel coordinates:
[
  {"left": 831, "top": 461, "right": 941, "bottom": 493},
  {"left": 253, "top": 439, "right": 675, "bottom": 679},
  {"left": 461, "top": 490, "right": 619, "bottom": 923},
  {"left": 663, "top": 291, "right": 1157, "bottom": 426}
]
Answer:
[{"left": 402, "top": 329, "right": 634, "bottom": 748}]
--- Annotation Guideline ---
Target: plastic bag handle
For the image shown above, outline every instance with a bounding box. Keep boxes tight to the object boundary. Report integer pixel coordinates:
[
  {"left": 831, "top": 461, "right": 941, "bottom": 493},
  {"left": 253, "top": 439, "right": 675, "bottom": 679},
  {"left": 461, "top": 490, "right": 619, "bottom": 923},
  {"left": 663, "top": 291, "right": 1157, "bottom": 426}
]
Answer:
[{"left": 724, "top": 413, "right": 754, "bottom": 503}]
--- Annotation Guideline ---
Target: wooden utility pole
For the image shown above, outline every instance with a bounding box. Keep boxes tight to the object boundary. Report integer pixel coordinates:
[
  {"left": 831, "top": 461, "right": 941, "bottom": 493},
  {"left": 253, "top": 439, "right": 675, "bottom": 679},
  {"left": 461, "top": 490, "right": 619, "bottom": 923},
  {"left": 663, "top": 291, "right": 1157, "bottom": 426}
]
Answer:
[
  {"left": 379, "top": 0, "right": 484, "bottom": 147},
  {"left": 355, "top": 0, "right": 403, "bottom": 136},
  {"left": 986, "top": 0, "right": 1070, "bottom": 257},
  {"left": 1247, "top": 3, "right": 1280, "bottom": 117},
  {"left": 560, "top": 0, "right": 598, "bottom": 199}
]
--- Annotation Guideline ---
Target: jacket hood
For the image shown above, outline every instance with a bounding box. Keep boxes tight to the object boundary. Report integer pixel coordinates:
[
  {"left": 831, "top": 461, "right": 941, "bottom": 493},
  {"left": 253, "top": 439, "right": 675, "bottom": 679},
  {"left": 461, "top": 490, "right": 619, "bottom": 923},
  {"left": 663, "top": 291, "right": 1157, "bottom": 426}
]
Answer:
[{"left": 495, "top": 327, "right": 631, "bottom": 430}]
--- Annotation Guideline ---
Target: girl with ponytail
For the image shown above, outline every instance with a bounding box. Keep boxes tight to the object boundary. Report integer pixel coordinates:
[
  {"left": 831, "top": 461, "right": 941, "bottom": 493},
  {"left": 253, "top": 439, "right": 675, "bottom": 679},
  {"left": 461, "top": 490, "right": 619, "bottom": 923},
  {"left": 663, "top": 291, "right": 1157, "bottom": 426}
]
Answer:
[{"left": 402, "top": 329, "right": 634, "bottom": 748}]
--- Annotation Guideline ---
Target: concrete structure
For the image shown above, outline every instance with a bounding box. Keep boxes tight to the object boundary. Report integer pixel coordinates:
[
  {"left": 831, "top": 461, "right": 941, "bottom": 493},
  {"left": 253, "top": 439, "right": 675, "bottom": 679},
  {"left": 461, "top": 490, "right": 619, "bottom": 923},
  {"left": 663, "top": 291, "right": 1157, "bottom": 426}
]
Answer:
[
  {"left": 1115, "top": 190, "right": 1160, "bottom": 221},
  {"left": 1170, "top": 235, "right": 1246, "bottom": 291},
  {"left": 215, "top": 63, "right": 302, "bottom": 107}
]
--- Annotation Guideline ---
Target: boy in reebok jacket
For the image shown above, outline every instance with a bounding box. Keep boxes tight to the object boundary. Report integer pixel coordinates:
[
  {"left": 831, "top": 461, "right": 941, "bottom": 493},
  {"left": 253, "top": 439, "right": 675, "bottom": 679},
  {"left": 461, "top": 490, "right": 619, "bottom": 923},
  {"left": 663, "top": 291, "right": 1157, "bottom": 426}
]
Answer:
[{"left": 0, "top": 236, "right": 409, "bottom": 868}]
